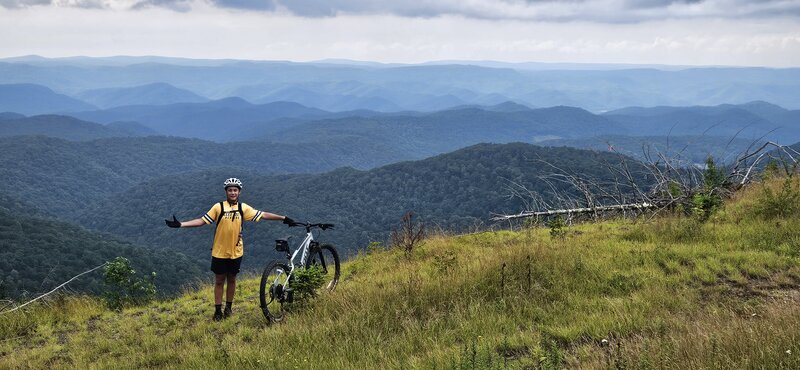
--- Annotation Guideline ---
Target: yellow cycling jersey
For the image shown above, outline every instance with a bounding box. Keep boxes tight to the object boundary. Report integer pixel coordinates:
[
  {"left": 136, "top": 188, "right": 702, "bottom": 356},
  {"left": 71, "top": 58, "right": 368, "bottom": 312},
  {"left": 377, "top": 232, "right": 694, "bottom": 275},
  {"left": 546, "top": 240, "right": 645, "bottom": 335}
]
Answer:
[{"left": 201, "top": 201, "right": 264, "bottom": 259}]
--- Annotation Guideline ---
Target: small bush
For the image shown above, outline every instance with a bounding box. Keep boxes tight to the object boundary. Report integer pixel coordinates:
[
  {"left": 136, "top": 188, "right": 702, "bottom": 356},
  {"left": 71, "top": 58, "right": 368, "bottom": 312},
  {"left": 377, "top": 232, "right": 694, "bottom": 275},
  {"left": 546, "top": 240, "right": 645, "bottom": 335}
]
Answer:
[
  {"left": 432, "top": 250, "right": 458, "bottom": 274},
  {"left": 103, "top": 257, "right": 156, "bottom": 311},
  {"left": 692, "top": 157, "right": 728, "bottom": 221},
  {"left": 291, "top": 265, "right": 326, "bottom": 303},
  {"left": 366, "top": 241, "right": 385, "bottom": 255},
  {"left": 548, "top": 215, "right": 567, "bottom": 240},
  {"left": 753, "top": 175, "right": 800, "bottom": 219}
]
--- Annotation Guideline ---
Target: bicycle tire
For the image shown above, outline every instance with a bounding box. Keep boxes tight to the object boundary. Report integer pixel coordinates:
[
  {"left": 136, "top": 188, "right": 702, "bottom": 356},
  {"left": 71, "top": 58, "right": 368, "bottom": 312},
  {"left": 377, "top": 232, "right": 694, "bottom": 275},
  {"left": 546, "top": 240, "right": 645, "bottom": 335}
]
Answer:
[
  {"left": 305, "top": 244, "right": 341, "bottom": 292},
  {"left": 259, "top": 260, "right": 290, "bottom": 324}
]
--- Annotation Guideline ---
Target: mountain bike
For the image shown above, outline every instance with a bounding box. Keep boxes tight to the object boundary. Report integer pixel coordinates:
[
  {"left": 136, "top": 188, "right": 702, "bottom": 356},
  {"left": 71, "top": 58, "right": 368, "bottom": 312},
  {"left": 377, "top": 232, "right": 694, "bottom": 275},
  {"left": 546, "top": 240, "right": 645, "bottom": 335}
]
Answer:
[{"left": 259, "top": 221, "right": 340, "bottom": 324}]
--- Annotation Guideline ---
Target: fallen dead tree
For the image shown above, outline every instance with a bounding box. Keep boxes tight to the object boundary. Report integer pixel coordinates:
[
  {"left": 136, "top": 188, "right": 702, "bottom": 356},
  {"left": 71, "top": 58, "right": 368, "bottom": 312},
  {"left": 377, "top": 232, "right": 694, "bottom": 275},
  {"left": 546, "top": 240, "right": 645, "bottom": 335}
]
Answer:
[
  {"left": 492, "top": 139, "right": 799, "bottom": 224},
  {"left": 492, "top": 202, "right": 657, "bottom": 222}
]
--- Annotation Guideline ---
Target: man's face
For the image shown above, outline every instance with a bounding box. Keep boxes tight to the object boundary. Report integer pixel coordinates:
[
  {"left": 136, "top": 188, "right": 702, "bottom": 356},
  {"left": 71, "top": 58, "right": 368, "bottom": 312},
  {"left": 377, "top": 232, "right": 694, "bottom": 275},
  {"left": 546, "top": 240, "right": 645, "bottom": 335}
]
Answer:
[{"left": 226, "top": 186, "right": 240, "bottom": 203}]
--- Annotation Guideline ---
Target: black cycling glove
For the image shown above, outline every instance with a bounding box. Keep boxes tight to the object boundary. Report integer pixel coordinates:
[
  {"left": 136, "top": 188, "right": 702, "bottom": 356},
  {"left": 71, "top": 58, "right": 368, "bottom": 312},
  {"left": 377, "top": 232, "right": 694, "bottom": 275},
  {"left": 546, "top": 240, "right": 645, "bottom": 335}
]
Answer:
[
  {"left": 165, "top": 215, "right": 181, "bottom": 228},
  {"left": 282, "top": 216, "right": 295, "bottom": 225}
]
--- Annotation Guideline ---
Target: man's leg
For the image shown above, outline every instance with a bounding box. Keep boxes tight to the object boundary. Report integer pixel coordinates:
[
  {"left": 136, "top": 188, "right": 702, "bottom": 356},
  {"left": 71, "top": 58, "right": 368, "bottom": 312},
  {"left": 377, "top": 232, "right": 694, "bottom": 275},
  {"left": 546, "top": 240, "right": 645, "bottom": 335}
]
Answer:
[
  {"left": 224, "top": 273, "right": 236, "bottom": 317},
  {"left": 212, "top": 274, "right": 226, "bottom": 321},
  {"left": 226, "top": 273, "right": 237, "bottom": 302},
  {"left": 214, "top": 274, "right": 226, "bottom": 305}
]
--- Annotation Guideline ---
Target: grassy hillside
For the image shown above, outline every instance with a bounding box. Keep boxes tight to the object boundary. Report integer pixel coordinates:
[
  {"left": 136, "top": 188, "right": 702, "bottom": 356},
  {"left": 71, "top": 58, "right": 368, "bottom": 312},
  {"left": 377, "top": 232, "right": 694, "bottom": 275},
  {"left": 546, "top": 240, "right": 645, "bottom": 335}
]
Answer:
[{"left": 3, "top": 177, "right": 799, "bottom": 368}]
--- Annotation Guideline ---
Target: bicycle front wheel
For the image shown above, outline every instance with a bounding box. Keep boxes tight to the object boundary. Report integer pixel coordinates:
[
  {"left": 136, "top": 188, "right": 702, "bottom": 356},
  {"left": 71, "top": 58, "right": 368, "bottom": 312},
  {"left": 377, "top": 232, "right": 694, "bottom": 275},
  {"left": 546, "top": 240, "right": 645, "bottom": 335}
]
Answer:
[
  {"left": 259, "top": 260, "right": 290, "bottom": 324},
  {"left": 306, "top": 244, "right": 341, "bottom": 292}
]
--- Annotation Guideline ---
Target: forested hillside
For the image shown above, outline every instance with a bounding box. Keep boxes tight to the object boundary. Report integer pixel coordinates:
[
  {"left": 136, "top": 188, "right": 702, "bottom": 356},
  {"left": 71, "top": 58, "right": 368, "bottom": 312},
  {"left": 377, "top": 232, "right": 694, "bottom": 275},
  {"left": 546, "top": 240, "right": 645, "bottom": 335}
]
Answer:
[
  {"left": 76, "top": 143, "right": 651, "bottom": 270},
  {"left": 540, "top": 135, "right": 759, "bottom": 165},
  {"left": 0, "top": 204, "right": 204, "bottom": 299},
  {"left": 0, "top": 135, "right": 411, "bottom": 217}
]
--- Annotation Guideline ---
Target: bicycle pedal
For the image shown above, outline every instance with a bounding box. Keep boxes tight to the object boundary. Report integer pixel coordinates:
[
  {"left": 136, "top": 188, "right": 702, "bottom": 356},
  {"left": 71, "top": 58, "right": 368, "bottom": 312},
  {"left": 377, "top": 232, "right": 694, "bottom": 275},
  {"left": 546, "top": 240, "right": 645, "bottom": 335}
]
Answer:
[{"left": 285, "top": 288, "right": 294, "bottom": 303}]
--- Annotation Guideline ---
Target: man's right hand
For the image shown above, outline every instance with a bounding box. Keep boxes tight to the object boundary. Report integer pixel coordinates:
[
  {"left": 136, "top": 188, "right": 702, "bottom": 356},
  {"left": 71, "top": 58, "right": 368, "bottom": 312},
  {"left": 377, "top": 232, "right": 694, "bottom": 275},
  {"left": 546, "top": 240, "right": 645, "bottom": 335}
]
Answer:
[
  {"left": 165, "top": 215, "right": 181, "bottom": 228},
  {"left": 282, "top": 216, "right": 295, "bottom": 225}
]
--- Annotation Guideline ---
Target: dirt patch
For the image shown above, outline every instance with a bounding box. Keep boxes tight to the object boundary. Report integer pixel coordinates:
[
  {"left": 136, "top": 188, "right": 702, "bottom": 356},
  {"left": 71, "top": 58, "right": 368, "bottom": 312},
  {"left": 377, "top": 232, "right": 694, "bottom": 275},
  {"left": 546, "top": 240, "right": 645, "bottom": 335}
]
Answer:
[
  {"left": 86, "top": 316, "right": 100, "bottom": 332},
  {"left": 702, "top": 274, "right": 800, "bottom": 302},
  {"left": 496, "top": 344, "right": 531, "bottom": 360}
]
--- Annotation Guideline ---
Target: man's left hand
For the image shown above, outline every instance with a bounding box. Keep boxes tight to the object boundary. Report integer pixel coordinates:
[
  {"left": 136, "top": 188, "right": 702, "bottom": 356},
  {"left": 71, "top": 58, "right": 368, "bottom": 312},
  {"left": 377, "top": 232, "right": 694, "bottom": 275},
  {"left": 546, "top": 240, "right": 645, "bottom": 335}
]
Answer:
[{"left": 165, "top": 215, "right": 181, "bottom": 228}]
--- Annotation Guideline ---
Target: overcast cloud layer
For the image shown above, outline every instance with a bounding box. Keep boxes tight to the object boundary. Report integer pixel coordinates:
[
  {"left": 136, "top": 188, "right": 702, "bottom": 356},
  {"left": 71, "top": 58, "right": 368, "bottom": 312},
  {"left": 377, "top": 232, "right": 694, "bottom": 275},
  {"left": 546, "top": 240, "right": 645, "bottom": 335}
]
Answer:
[
  {"left": 2, "top": 0, "right": 800, "bottom": 22},
  {"left": 0, "top": 0, "right": 798, "bottom": 67}
]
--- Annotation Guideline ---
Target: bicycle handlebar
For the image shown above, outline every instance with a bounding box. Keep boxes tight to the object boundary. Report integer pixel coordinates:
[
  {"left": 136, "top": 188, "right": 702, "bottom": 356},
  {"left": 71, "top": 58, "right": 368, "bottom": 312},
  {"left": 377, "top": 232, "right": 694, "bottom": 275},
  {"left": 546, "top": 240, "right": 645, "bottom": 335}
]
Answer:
[{"left": 288, "top": 222, "right": 335, "bottom": 231}]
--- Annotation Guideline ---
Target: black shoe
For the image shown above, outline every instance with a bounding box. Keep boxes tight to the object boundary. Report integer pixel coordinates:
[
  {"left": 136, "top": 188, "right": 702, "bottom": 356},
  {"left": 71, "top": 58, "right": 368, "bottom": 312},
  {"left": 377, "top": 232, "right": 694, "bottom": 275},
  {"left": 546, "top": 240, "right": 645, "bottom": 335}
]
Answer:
[
  {"left": 213, "top": 311, "right": 223, "bottom": 321},
  {"left": 223, "top": 306, "right": 232, "bottom": 318}
]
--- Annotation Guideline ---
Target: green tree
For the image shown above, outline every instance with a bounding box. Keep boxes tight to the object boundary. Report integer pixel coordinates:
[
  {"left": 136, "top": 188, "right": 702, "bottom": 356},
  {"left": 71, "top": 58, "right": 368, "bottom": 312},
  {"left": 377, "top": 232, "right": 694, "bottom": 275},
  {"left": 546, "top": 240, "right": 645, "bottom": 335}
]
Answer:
[
  {"left": 549, "top": 215, "right": 567, "bottom": 240},
  {"left": 692, "top": 156, "right": 728, "bottom": 221},
  {"left": 103, "top": 257, "right": 156, "bottom": 310}
]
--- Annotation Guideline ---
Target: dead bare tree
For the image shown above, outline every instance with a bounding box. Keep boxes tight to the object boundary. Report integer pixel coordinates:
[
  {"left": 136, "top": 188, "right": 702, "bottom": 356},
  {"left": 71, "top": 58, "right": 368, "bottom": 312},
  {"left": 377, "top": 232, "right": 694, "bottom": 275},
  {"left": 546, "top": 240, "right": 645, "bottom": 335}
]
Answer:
[{"left": 390, "top": 212, "right": 426, "bottom": 256}]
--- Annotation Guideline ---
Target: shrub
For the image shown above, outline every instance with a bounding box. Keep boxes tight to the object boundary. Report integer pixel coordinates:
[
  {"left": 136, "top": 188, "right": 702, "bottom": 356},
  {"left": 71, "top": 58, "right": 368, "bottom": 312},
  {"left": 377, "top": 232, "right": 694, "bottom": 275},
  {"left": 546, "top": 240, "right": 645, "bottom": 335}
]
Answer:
[
  {"left": 103, "top": 257, "right": 156, "bottom": 311},
  {"left": 366, "top": 241, "right": 385, "bottom": 255},
  {"left": 291, "top": 265, "right": 326, "bottom": 303},
  {"left": 754, "top": 175, "right": 800, "bottom": 219},
  {"left": 549, "top": 215, "right": 567, "bottom": 240},
  {"left": 692, "top": 156, "right": 728, "bottom": 221}
]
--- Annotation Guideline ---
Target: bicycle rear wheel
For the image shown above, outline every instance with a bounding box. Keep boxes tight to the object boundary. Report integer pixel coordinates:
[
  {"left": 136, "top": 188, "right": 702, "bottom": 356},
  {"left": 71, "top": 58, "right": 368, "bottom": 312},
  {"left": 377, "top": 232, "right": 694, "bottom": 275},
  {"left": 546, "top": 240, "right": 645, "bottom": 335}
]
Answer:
[
  {"left": 259, "top": 260, "right": 290, "bottom": 324},
  {"left": 305, "top": 244, "right": 341, "bottom": 292}
]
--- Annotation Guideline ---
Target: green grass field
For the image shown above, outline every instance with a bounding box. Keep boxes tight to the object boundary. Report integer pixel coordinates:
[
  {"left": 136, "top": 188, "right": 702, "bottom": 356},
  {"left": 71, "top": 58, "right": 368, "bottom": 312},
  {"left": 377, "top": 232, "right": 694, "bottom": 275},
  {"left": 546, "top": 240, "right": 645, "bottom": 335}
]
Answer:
[{"left": 2, "top": 178, "right": 800, "bottom": 369}]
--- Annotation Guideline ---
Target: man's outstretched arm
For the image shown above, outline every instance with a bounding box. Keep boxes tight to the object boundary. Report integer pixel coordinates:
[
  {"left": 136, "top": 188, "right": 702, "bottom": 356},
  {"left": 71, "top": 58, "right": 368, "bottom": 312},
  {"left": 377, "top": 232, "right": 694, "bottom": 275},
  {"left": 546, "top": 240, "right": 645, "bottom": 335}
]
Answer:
[
  {"left": 258, "top": 212, "right": 294, "bottom": 224},
  {"left": 165, "top": 215, "right": 206, "bottom": 228}
]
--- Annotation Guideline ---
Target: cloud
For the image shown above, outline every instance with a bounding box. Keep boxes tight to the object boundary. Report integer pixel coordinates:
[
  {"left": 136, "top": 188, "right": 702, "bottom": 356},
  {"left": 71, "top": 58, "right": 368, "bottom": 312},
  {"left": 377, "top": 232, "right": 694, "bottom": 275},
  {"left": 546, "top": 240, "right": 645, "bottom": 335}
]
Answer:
[
  {"left": 132, "top": 0, "right": 192, "bottom": 11},
  {"left": 1, "top": 0, "right": 139, "bottom": 9},
  {"left": 217, "top": 0, "right": 800, "bottom": 22},
  {"left": 0, "top": 0, "right": 50, "bottom": 8},
  {"left": 2, "top": 0, "right": 800, "bottom": 23},
  {"left": 209, "top": 0, "right": 275, "bottom": 11}
]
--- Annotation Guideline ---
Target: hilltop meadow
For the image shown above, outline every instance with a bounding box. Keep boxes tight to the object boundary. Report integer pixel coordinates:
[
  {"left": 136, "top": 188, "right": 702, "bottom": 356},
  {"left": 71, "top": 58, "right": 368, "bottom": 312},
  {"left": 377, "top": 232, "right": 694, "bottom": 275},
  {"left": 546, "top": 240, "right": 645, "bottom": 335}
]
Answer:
[{"left": 2, "top": 175, "right": 799, "bottom": 369}]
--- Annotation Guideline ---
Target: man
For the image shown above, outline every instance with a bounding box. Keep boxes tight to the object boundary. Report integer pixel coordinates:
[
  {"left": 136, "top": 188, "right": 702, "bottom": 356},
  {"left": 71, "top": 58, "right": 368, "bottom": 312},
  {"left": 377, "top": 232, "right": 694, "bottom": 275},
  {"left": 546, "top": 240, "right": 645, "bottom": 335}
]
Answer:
[{"left": 165, "top": 177, "right": 294, "bottom": 321}]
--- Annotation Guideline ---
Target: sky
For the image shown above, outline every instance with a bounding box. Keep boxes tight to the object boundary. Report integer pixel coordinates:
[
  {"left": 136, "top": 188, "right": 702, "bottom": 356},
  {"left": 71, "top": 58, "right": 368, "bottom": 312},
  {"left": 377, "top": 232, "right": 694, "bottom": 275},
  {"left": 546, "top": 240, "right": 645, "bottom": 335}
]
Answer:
[{"left": 0, "top": 0, "right": 799, "bottom": 67}]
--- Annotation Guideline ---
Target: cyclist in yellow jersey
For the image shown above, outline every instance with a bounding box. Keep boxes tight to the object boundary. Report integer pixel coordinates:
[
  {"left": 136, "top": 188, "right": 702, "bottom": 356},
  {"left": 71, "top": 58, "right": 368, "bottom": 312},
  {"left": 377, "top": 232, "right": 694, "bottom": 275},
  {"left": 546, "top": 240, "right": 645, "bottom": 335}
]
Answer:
[{"left": 164, "top": 177, "right": 294, "bottom": 321}]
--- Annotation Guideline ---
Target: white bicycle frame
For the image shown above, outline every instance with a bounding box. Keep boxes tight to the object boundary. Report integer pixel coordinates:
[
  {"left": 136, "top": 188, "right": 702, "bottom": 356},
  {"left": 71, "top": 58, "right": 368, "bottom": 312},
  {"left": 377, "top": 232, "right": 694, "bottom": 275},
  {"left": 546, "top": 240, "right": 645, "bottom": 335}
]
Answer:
[{"left": 286, "top": 230, "right": 315, "bottom": 274}]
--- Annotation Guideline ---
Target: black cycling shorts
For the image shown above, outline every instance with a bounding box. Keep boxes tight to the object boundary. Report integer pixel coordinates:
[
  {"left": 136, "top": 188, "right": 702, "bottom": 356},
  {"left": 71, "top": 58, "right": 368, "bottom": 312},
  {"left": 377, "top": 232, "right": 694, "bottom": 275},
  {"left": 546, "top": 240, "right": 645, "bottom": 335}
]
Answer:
[{"left": 211, "top": 257, "right": 242, "bottom": 275}]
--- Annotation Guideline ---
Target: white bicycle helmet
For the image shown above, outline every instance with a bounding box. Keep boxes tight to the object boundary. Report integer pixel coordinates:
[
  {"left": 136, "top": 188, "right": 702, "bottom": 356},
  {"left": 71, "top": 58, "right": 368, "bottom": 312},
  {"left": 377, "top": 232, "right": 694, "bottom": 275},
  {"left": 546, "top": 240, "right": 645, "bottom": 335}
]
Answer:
[{"left": 223, "top": 177, "right": 242, "bottom": 189}]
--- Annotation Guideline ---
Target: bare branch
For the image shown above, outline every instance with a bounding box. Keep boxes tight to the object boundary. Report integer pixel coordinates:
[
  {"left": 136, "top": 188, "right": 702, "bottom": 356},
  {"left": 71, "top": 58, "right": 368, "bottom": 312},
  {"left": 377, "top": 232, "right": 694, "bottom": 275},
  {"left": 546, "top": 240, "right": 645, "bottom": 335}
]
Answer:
[{"left": 0, "top": 262, "right": 108, "bottom": 315}]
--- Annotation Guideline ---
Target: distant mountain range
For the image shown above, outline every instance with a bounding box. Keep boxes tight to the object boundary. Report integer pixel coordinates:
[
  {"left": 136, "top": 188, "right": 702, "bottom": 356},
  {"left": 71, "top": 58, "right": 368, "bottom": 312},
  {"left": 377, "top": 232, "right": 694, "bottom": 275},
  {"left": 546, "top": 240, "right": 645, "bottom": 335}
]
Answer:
[
  {"left": 75, "top": 82, "right": 209, "bottom": 109},
  {"left": 1, "top": 56, "right": 798, "bottom": 112},
  {"left": 602, "top": 101, "right": 800, "bottom": 140},
  {"left": 0, "top": 114, "right": 156, "bottom": 140},
  {"left": 0, "top": 83, "right": 96, "bottom": 115},
  {"left": 70, "top": 97, "right": 330, "bottom": 140},
  {"left": 1, "top": 99, "right": 796, "bottom": 170}
]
